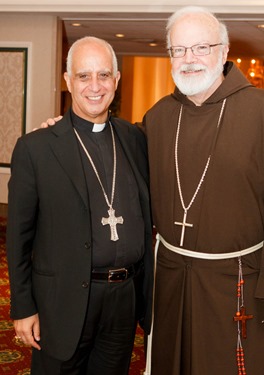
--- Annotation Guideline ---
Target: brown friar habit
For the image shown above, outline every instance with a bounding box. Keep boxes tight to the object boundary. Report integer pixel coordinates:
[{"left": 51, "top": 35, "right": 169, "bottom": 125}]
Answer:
[{"left": 143, "top": 61, "right": 264, "bottom": 375}]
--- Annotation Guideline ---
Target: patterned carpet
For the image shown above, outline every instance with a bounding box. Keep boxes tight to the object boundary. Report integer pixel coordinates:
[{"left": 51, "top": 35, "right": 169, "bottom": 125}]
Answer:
[{"left": 0, "top": 216, "right": 146, "bottom": 375}]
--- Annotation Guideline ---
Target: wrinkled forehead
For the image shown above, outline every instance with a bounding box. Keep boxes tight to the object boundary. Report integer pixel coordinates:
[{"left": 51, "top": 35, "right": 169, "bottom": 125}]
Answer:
[{"left": 170, "top": 13, "right": 220, "bottom": 45}]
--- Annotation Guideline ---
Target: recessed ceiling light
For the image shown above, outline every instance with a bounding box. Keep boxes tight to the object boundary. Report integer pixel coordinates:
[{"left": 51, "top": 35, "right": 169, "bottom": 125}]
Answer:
[
  {"left": 258, "top": 24, "right": 264, "bottom": 29},
  {"left": 149, "top": 42, "right": 158, "bottom": 47},
  {"left": 115, "top": 34, "right": 125, "bottom": 38},
  {"left": 72, "top": 23, "right": 81, "bottom": 27}
]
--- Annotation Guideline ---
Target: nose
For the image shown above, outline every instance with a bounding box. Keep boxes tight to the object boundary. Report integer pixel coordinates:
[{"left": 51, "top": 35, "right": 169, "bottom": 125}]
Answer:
[
  {"left": 88, "top": 76, "right": 101, "bottom": 92},
  {"left": 184, "top": 48, "right": 197, "bottom": 63}
]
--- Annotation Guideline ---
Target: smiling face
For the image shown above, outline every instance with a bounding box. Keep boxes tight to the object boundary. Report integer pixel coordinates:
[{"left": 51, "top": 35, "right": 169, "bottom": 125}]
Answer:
[
  {"left": 64, "top": 39, "right": 120, "bottom": 123},
  {"left": 169, "top": 13, "right": 229, "bottom": 103}
]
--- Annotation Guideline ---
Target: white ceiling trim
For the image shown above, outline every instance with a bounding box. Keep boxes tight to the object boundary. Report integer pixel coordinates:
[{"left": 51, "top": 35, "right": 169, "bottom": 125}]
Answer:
[{"left": 1, "top": 0, "right": 264, "bottom": 15}]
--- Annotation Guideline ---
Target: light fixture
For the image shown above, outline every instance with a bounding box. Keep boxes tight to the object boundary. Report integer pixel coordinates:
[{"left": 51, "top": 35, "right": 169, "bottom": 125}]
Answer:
[
  {"left": 71, "top": 23, "right": 81, "bottom": 27},
  {"left": 235, "top": 57, "right": 264, "bottom": 89},
  {"left": 115, "top": 33, "right": 125, "bottom": 38},
  {"left": 246, "top": 59, "right": 264, "bottom": 88}
]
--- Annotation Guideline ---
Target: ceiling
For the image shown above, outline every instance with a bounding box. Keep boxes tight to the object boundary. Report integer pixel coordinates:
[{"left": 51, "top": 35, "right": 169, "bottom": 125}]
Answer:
[{"left": 61, "top": 12, "right": 264, "bottom": 60}]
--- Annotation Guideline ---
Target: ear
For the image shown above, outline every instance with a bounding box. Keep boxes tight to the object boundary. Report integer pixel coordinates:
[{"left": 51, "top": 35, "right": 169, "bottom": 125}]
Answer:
[
  {"left": 64, "top": 72, "right": 72, "bottom": 93},
  {"left": 115, "top": 71, "right": 121, "bottom": 90},
  {"left": 222, "top": 45, "right": 229, "bottom": 65}
]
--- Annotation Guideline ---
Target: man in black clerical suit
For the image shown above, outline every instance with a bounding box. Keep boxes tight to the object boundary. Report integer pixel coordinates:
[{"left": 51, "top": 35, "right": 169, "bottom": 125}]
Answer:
[{"left": 7, "top": 36, "right": 153, "bottom": 375}]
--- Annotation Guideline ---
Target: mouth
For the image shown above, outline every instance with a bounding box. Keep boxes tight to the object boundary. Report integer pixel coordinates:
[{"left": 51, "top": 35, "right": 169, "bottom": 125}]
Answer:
[
  {"left": 180, "top": 64, "right": 206, "bottom": 75},
  {"left": 87, "top": 95, "right": 103, "bottom": 101},
  {"left": 182, "top": 68, "right": 204, "bottom": 75}
]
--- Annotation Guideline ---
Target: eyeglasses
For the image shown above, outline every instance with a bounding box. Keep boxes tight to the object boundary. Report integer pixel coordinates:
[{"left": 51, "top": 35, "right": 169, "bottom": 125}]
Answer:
[{"left": 167, "top": 43, "right": 223, "bottom": 58}]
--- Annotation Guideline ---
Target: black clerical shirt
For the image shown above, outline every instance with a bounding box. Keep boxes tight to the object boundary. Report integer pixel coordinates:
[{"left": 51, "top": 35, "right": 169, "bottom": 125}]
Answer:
[{"left": 71, "top": 110, "right": 145, "bottom": 269}]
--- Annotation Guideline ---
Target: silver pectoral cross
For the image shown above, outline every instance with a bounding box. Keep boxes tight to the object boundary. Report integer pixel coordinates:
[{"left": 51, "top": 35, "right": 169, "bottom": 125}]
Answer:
[
  {"left": 174, "top": 210, "right": 193, "bottom": 247},
  {"left": 101, "top": 207, "right": 124, "bottom": 241}
]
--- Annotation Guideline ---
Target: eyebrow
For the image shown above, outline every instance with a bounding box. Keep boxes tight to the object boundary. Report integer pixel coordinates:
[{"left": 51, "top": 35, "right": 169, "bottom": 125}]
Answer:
[{"left": 75, "top": 69, "right": 112, "bottom": 75}]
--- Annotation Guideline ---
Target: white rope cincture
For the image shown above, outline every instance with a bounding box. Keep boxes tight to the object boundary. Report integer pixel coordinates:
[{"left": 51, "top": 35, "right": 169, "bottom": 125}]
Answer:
[
  {"left": 158, "top": 234, "right": 263, "bottom": 260},
  {"left": 143, "top": 233, "right": 160, "bottom": 375},
  {"left": 143, "top": 233, "right": 263, "bottom": 375}
]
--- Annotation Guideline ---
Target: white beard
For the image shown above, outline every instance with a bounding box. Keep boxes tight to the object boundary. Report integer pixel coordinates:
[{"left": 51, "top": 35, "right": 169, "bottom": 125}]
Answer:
[{"left": 172, "top": 57, "right": 224, "bottom": 96}]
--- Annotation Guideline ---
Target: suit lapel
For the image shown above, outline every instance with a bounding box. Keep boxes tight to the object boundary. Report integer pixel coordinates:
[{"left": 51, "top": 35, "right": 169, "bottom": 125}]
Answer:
[
  {"left": 48, "top": 114, "right": 89, "bottom": 208},
  {"left": 47, "top": 114, "right": 148, "bottom": 209}
]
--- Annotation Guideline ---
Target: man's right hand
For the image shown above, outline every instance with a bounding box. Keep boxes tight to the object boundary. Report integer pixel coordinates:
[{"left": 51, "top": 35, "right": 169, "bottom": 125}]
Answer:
[{"left": 14, "top": 314, "right": 41, "bottom": 350}]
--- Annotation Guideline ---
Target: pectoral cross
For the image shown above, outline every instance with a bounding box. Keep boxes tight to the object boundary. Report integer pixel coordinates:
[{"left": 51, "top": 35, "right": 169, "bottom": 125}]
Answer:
[
  {"left": 101, "top": 207, "right": 124, "bottom": 241},
  {"left": 174, "top": 210, "right": 193, "bottom": 247},
  {"left": 233, "top": 306, "right": 253, "bottom": 339}
]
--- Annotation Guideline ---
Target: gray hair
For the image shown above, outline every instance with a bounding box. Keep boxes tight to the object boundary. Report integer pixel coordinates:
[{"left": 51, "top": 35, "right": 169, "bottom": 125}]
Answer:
[
  {"left": 166, "top": 6, "right": 229, "bottom": 49},
  {"left": 66, "top": 36, "right": 118, "bottom": 77}
]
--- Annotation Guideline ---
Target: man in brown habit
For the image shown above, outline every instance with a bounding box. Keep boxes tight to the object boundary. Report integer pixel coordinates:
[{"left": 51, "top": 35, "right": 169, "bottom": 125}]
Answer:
[
  {"left": 143, "top": 5, "right": 264, "bottom": 375},
  {"left": 38, "top": 6, "right": 264, "bottom": 375}
]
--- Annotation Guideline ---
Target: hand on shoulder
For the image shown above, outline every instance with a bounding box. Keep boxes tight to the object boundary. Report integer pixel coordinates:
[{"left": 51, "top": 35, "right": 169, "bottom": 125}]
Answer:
[{"left": 33, "top": 115, "right": 63, "bottom": 131}]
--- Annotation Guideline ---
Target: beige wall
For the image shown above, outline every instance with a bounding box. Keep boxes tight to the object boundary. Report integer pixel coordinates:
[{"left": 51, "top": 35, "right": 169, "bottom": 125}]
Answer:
[{"left": 0, "top": 13, "right": 62, "bottom": 203}]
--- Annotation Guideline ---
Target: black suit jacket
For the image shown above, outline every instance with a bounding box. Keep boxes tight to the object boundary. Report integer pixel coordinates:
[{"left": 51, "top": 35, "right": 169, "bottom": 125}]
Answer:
[{"left": 7, "top": 110, "right": 153, "bottom": 361}]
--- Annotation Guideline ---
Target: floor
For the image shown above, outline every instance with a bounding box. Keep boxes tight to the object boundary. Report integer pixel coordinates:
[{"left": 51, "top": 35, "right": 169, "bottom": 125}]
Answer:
[{"left": 0, "top": 204, "right": 8, "bottom": 217}]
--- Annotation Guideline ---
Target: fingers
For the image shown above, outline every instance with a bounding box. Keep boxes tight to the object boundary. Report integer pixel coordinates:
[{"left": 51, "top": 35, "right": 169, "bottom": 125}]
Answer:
[
  {"left": 32, "top": 320, "right": 41, "bottom": 350},
  {"left": 39, "top": 118, "right": 55, "bottom": 128},
  {"left": 24, "top": 331, "right": 41, "bottom": 350},
  {"left": 42, "top": 118, "right": 55, "bottom": 127},
  {"left": 14, "top": 314, "right": 41, "bottom": 350},
  {"left": 32, "top": 121, "right": 53, "bottom": 131},
  {"left": 44, "top": 115, "right": 63, "bottom": 126},
  {"left": 32, "top": 115, "right": 63, "bottom": 131},
  {"left": 53, "top": 115, "right": 63, "bottom": 122},
  {"left": 17, "top": 332, "right": 40, "bottom": 350},
  {"left": 14, "top": 332, "right": 41, "bottom": 350},
  {"left": 14, "top": 334, "right": 38, "bottom": 349}
]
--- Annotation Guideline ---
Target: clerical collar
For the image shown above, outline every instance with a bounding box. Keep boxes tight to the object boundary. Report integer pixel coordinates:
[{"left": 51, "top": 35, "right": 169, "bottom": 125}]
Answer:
[
  {"left": 92, "top": 123, "right": 105, "bottom": 132},
  {"left": 70, "top": 108, "right": 108, "bottom": 133}
]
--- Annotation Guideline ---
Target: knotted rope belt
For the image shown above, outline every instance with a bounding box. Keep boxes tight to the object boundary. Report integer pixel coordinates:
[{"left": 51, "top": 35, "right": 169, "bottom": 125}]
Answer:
[
  {"left": 157, "top": 233, "right": 263, "bottom": 259},
  {"left": 143, "top": 233, "right": 263, "bottom": 375}
]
